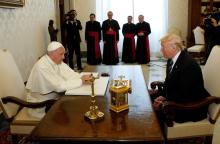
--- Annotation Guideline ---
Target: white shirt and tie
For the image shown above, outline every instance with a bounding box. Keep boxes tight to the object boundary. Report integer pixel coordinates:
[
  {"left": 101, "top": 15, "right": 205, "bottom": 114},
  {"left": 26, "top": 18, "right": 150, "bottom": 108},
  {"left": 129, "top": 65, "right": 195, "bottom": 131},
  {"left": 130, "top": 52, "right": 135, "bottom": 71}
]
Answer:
[{"left": 168, "top": 51, "right": 181, "bottom": 74}]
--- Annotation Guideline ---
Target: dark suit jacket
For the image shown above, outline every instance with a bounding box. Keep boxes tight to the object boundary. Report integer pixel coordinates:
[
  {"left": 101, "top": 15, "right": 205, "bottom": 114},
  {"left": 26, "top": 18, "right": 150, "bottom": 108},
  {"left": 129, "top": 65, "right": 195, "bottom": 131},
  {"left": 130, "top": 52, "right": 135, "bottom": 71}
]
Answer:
[
  {"left": 64, "top": 20, "right": 82, "bottom": 43},
  {"left": 164, "top": 50, "right": 209, "bottom": 123}
]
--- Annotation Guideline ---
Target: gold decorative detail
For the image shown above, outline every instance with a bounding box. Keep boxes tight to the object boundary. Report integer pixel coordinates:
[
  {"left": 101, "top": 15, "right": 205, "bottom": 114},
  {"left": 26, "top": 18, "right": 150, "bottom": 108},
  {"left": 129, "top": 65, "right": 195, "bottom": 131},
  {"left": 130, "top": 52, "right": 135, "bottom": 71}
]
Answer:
[
  {"left": 84, "top": 74, "right": 104, "bottom": 121},
  {"left": 109, "top": 75, "right": 132, "bottom": 113},
  {"left": 0, "top": 0, "right": 25, "bottom": 8}
]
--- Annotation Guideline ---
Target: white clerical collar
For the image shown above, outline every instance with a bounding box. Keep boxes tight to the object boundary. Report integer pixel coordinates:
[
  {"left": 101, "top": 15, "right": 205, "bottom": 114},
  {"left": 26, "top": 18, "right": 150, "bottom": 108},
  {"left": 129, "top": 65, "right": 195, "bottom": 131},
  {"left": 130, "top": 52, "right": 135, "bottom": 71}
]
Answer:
[
  {"left": 171, "top": 51, "right": 181, "bottom": 68},
  {"left": 46, "top": 55, "right": 58, "bottom": 66}
]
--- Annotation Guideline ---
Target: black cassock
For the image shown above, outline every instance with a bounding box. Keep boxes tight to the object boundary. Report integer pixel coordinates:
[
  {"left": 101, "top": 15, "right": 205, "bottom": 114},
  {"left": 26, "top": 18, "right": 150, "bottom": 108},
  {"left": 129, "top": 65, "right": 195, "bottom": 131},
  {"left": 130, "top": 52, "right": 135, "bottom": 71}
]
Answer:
[
  {"left": 85, "top": 21, "right": 102, "bottom": 65},
  {"left": 122, "top": 23, "right": 136, "bottom": 63},
  {"left": 102, "top": 19, "right": 120, "bottom": 65},
  {"left": 136, "top": 21, "right": 151, "bottom": 64}
]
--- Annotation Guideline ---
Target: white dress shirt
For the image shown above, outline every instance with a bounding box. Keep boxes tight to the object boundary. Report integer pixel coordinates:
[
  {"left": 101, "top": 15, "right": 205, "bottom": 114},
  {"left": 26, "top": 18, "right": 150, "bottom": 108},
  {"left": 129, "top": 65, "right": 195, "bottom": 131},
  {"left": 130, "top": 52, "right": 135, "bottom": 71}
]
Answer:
[{"left": 170, "top": 51, "right": 181, "bottom": 72}]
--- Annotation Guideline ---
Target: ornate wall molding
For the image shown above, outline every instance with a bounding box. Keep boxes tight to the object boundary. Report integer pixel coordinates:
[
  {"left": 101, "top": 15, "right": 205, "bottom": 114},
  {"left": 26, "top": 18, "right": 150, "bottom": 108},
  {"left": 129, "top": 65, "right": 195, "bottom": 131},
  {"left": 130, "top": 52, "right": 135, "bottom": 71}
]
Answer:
[{"left": 0, "top": 0, "right": 25, "bottom": 8}]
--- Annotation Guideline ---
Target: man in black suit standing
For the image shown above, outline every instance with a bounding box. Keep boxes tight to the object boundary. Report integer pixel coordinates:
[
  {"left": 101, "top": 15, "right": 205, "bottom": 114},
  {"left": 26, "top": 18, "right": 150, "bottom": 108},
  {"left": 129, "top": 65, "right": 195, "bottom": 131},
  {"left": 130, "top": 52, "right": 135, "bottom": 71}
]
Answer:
[
  {"left": 153, "top": 34, "right": 209, "bottom": 123},
  {"left": 64, "top": 10, "right": 83, "bottom": 70}
]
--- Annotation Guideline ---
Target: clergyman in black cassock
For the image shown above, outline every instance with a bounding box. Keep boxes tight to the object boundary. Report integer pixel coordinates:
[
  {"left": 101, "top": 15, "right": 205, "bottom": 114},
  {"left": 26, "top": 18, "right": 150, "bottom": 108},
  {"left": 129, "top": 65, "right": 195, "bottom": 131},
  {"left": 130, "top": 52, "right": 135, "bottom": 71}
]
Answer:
[
  {"left": 102, "top": 11, "right": 120, "bottom": 65},
  {"left": 136, "top": 15, "right": 151, "bottom": 64},
  {"left": 85, "top": 13, "right": 102, "bottom": 65},
  {"left": 122, "top": 16, "right": 136, "bottom": 63}
]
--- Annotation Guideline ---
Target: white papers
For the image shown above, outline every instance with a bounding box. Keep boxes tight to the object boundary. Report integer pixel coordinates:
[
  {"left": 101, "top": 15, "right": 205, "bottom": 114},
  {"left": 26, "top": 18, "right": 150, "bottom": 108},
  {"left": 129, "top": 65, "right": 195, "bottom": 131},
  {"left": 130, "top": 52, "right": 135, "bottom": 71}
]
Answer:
[{"left": 65, "top": 76, "right": 109, "bottom": 96}]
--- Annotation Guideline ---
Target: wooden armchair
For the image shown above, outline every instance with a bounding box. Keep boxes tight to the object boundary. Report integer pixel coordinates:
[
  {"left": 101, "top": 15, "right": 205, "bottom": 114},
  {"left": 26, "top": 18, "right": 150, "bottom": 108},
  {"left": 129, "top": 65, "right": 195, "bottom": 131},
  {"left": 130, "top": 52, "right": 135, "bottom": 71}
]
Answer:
[
  {"left": 149, "top": 45, "right": 220, "bottom": 140},
  {"left": 0, "top": 49, "right": 56, "bottom": 142},
  {"left": 212, "top": 116, "right": 220, "bottom": 144}
]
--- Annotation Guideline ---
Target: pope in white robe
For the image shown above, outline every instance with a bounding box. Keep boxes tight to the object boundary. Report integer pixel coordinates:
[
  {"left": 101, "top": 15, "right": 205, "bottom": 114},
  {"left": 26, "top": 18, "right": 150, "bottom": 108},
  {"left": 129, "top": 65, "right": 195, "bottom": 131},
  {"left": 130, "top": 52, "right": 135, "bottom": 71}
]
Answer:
[{"left": 26, "top": 41, "right": 91, "bottom": 118}]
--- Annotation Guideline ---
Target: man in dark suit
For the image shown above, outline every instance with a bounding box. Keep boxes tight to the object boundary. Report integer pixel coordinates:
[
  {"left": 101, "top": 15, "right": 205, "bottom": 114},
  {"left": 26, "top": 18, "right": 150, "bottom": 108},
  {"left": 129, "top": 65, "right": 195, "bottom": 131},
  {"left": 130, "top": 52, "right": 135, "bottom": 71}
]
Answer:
[
  {"left": 64, "top": 10, "right": 83, "bottom": 70},
  {"left": 203, "top": 17, "right": 220, "bottom": 63},
  {"left": 153, "top": 34, "right": 209, "bottom": 123}
]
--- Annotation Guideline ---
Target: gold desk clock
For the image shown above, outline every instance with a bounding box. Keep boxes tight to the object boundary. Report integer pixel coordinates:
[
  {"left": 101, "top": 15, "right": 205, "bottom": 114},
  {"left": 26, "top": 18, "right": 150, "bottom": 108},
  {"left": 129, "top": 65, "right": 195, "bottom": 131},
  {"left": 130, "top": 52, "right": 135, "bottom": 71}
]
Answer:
[
  {"left": 84, "top": 74, "right": 104, "bottom": 121},
  {"left": 109, "top": 75, "right": 132, "bottom": 113}
]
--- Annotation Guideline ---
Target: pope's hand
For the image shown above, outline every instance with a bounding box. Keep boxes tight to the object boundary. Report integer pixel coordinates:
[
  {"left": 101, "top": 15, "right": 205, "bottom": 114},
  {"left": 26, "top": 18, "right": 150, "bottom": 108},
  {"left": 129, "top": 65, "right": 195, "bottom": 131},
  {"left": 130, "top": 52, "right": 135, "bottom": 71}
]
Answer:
[{"left": 81, "top": 75, "right": 92, "bottom": 85}]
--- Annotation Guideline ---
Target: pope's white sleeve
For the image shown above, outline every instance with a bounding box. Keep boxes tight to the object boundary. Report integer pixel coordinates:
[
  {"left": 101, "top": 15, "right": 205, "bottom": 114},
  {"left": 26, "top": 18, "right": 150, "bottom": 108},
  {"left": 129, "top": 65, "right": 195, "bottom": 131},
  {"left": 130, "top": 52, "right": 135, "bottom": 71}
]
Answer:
[
  {"left": 39, "top": 67, "right": 82, "bottom": 93},
  {"left": 60, "top": 63, "right": 81, "bottom": 80},
  {"left": 59, "top": 79, "right": 82, "bottom": 91}
]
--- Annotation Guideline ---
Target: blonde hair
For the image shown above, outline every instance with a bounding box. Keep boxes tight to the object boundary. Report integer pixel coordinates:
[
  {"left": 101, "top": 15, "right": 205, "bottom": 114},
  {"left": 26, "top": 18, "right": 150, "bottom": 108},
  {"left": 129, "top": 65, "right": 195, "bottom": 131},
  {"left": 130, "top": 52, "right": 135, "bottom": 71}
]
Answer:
[{"left": 160, "top": 33, "right": 185, "bottom": 50}]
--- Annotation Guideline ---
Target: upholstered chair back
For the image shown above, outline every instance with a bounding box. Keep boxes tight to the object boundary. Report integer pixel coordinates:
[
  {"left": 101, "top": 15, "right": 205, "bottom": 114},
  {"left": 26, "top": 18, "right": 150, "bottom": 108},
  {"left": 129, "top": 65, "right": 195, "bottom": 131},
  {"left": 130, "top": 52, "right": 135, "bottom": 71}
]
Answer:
[
  {"left": 203, "top": 46, "right": 220, "bottom": 121},
  {"left": 212, "top": 116, "right": 220, "bottom": 144},
  {"left": 0, "top": 49, "right": 26, "bottom": 119},
  {"left": 193, "top": 26, "right": 205, "bottom": 45}
]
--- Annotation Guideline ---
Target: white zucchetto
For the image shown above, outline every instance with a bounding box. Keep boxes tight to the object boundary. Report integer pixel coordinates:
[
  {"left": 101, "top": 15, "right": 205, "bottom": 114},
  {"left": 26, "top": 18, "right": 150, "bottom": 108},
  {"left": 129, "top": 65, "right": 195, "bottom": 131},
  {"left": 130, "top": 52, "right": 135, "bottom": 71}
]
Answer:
[{"left": 47, "top": 41, "right": 64, "bottom": 52}]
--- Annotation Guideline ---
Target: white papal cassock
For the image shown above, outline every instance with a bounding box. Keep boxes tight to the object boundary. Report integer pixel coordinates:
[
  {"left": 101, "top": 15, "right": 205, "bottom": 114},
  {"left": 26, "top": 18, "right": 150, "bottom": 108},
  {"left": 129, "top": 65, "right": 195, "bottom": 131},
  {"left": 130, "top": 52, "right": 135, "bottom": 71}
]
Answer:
[{"left": 26, "top": 55, "right": 82, "bottom": 118}]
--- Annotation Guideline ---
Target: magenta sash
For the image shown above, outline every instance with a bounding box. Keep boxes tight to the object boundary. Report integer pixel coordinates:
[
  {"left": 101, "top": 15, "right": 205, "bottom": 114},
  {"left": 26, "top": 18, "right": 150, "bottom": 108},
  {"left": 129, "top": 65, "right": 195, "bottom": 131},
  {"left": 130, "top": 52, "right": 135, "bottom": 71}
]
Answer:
[
  {"left": 138, "top": 31, "right": 150, "bottom": 61},
  {"left": 88, "top": 31, "right": 101, "bottom": 59},
  {"left": 106, "top": 30, "right": 118, "bottom": 57},
  {"left": 124, "top": 33, "right": 135, "bottom": 60}
]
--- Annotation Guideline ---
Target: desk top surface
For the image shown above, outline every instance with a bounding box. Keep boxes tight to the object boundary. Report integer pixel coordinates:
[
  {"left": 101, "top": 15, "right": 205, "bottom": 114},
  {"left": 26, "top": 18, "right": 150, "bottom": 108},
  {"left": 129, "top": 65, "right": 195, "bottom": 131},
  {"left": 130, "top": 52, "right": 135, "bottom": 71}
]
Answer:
[{"left": 29, "top": 65, "right": 164, "bottom": 142}]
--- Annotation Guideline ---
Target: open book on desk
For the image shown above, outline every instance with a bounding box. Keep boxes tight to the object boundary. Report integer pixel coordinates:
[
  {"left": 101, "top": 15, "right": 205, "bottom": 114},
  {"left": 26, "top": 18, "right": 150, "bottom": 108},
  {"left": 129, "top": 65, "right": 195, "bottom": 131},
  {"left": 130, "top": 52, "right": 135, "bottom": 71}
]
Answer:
[{"left": 65, "top": 72, "right": 109, "bottom": 96}]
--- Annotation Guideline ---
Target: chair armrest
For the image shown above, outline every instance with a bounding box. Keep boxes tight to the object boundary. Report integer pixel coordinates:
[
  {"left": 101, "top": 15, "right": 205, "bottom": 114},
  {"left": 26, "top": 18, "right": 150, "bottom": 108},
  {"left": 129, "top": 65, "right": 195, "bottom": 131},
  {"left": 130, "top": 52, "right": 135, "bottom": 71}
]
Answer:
[
  {"left": 2, "top": 96, "right": 56, "bottom": 109},
  {"left": 162, "top": 96, "right": 220, "bottom": 127},
  {"left": 150, "top": 81, "right": 164, "bottom": 90},
  {"left": 148, "top": 81, "right": 164, "bottom": 99}
]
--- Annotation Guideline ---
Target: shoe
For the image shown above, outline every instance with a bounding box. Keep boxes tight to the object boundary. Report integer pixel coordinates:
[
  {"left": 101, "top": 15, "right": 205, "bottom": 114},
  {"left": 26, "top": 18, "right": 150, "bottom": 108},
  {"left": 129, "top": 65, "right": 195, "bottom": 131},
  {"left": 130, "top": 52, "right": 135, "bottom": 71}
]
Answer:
[
  {"left": 78, "top": 67, "right": 83, "bottom": 70},
  {"left": 77, "top": 67, "right": 83, "bottom": 72}
]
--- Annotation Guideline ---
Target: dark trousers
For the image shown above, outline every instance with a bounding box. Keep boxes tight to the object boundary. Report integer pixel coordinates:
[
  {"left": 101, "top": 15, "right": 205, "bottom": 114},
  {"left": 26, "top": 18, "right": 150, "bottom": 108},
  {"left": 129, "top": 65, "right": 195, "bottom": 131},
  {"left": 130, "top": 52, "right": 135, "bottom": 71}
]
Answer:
[{"left": 67, "top": 41, "right": 82, "bottom": 69}]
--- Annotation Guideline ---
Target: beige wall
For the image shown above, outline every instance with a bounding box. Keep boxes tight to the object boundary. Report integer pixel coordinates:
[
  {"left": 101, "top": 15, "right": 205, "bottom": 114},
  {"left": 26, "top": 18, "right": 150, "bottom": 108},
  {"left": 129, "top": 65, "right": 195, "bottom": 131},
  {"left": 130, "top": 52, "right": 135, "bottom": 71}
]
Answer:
[
  {"left": 0, "top": 0, "right": 56, "bottom": 81},
  {"left": 168, "top": 0, "right": 189, "bottom": 42}
]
